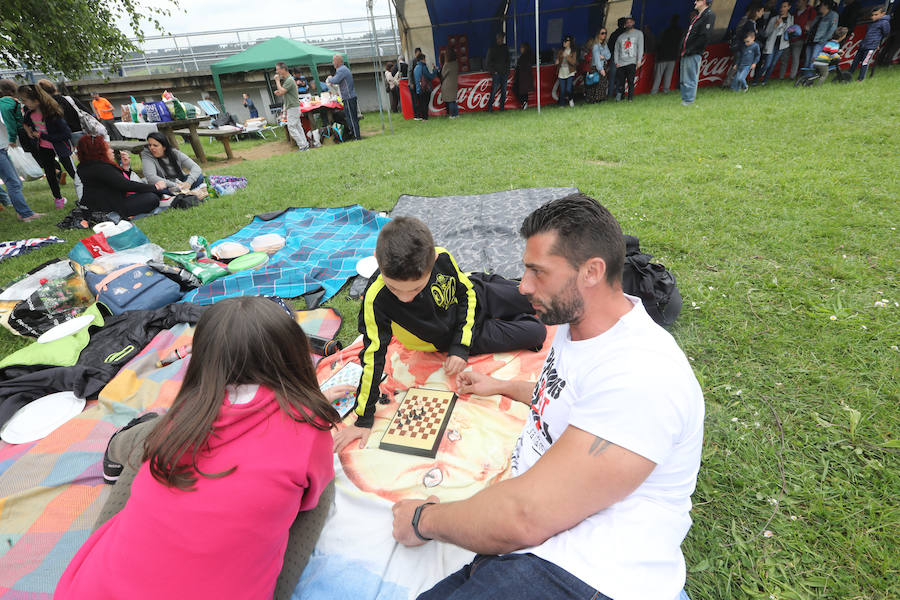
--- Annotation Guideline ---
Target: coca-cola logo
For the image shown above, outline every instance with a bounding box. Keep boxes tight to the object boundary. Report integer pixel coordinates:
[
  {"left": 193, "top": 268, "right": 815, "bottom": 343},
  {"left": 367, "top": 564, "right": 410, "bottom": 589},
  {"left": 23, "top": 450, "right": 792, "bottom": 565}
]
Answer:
[
  {"left": 429, "top": 74, "right": 516, "bottom": 114},
  {"left": 698, "top": 50, "right": 732, "bottom": 83}
]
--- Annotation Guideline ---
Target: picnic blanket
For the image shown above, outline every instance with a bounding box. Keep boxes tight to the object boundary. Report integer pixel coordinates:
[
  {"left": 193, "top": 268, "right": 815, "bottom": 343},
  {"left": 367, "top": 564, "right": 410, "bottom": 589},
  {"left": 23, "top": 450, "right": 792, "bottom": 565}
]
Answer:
[
  {"left": 0, "top": 309, "right": 343, "bottom": 598},
  {"left": 182, "top": 205, "right": 390, "bottom": 305},
  {"left": 391, "top": 188, "right": 579, "bottom": 280},
  {"left": 0, "top": 237, "right": 66, "bottom": 264}
]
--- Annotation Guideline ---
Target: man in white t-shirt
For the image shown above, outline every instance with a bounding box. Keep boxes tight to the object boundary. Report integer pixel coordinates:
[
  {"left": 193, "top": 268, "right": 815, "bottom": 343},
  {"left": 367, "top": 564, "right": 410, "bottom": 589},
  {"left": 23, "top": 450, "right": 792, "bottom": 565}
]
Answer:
[{"left": 392, "top": 193, "right": 704, "bottom": 600}]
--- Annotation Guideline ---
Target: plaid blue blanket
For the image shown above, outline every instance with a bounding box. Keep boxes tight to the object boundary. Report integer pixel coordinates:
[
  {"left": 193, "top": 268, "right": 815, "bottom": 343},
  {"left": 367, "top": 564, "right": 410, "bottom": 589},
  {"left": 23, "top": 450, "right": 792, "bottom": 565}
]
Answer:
[{"left": 183, "top": 206, "right": 390, "bottom": 305}]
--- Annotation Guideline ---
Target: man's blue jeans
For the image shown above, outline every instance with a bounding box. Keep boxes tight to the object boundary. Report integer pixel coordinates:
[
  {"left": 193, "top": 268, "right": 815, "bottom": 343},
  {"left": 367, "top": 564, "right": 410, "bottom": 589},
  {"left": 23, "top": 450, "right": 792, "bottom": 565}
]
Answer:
[
  {"left": 757, "top": 48, "right": 784, "bottom": 82},
  {"left": 344, "top": 96, "right": 361, "bottom": 140},
  {"left": 680, "top": 54, "right": 702, "bottom": 103},
  {"left": 487, "top": 73, "right": 507, "bottom": 111},
  {"left": 418, "top": 553, "right": 611, "bottom": 600},
  {"left": 0, "top": 148, "right": 35, "bottom": 218},
  {"left": 804, "top": 42, "right": 825, "bottom": 70}
]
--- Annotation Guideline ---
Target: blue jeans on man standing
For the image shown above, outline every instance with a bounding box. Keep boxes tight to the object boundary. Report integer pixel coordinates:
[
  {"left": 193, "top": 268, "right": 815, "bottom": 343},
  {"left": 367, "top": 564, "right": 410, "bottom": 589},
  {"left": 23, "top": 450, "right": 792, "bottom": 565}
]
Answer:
[
  {"left": 344, "top": 96, "right": 361, "bottom": 140},
  {"left": 757, "top": 48, "right": 784, "bottom": 82},
  {"left": 487, "top": 73, "right": 507, "bottom": 111},
  {"left": 680, "top": 54, "right": 702, "bottom": 104},
  {"left": 607, "top": 62, "right": 618, "bottom": 97},
  {"left": 804, "top": 42, "right": 825, "bottom": 69},
  {"left": 0, "top": 148, "right": 36, "bottom": 218},
  {"left": 418, "top": 553, "right": 611, "bottom": 600},
  {"left": 446, "top": 101, "right": 459, "bottom": 117}
]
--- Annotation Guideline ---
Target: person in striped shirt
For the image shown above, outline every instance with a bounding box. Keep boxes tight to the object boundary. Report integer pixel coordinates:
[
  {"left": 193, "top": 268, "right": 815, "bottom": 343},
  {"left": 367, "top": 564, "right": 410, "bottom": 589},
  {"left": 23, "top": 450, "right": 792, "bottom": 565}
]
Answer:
[
  {"left": 333, "top": 217, "right": 547, "bottom": 452},
  {"left": 813, "top": 26, "right": 848, "bottom": 84}
]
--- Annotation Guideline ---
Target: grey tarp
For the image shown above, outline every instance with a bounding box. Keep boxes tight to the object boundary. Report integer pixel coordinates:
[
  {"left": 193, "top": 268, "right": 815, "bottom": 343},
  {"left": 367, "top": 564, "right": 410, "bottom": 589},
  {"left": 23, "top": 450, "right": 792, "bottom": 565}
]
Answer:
[{"left": 391, "top": 187, "right": 579, "bottom": 280}]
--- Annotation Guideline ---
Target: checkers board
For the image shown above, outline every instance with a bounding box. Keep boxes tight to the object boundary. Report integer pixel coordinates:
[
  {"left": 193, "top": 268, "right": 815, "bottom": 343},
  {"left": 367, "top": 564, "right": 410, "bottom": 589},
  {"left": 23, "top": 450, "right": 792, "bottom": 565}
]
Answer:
[{"left": 379, "top": 388, "right": 457, "bottom": 458}]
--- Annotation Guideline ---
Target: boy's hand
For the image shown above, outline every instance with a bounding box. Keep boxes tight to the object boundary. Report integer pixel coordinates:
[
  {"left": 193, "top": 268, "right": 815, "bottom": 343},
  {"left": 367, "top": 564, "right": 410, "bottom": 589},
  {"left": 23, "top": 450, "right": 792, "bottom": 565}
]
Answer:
[
  {"left": 332, "top": 424, "right": 371, "bottom": 453},
  {"left": 443, "top": 355, "right": 467, "bottom": 376}
]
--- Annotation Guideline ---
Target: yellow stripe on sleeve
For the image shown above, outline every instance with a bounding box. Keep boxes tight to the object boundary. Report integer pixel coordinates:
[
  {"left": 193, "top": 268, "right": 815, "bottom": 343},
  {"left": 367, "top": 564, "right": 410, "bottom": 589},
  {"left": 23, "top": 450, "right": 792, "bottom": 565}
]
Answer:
[{"left": 356, "top": 277, "right": 386, "bottom": 419}]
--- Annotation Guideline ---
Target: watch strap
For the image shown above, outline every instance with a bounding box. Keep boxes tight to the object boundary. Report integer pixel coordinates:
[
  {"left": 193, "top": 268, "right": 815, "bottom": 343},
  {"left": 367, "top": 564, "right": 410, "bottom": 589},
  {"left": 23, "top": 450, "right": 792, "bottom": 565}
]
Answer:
[{"left": 412, "top": 502, "right": 436, "bottom": 541}]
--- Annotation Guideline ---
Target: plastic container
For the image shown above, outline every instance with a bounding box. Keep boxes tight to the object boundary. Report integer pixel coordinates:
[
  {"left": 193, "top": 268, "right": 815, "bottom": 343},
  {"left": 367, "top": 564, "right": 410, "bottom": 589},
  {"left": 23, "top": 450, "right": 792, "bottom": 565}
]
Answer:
[
  {"left": 251, "top": 234, "right": 286, "bottom": 255},
  {"left": 226, "top": 252, "right": 269, "bottom": 273}
]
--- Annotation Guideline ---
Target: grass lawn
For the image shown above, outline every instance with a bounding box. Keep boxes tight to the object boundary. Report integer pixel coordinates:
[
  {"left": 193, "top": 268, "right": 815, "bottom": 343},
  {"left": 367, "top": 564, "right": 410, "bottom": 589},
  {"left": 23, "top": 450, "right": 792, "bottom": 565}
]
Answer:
[{"left": 1, "top": 71, "right": 898, "bottom": 599}]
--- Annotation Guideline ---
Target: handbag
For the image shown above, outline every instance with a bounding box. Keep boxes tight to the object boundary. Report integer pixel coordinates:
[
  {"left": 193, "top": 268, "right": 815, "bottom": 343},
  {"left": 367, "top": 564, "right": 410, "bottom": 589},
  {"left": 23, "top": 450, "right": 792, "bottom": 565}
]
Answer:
[
  {"left": 68, "top": 224, "right": 151, "bottom": 265},
  {"left": 62, "top": 96, "right": 107, "bottom": 138},
  {"left": 7, "top": 145, "right": 44, "bottom": 180},
  {"left": 585, "top": 70, "right": 600, "bottom": 85},
  {"left": 85, "top": 263, "right": 183, "bottom": 315}
]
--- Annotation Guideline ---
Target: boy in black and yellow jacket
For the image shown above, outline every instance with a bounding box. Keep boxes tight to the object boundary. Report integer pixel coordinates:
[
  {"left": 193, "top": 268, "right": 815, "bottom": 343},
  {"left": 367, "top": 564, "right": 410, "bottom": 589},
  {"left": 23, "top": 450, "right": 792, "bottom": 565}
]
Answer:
[{"left": 333, "top": 217, "right": 546, "bottom": 451}]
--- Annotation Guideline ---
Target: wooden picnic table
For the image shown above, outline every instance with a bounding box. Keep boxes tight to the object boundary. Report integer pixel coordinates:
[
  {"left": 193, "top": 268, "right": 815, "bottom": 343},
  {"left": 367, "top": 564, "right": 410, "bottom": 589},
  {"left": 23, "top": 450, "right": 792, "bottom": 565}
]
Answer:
[
  {"left": 154, "top": 116, "right": 212, "bottom": 164},
  {"left": 175, "top": 128, "right": 239, "bottom": 160},
  {"left": 108, "top": 140, "right": 147, "bottom": 154}
]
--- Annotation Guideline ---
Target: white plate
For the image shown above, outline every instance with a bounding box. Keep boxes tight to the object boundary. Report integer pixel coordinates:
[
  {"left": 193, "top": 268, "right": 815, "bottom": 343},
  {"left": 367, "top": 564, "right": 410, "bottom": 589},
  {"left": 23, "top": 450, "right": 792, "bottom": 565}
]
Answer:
[
  {"left": 356, "top": 255, "right": 378, "bottom": 278},
  {"left": 0, "top": 391, "right": 86, "bottom": 444},
  {"left": 36, "top": 314, "right": 95, "bottom": 344}
]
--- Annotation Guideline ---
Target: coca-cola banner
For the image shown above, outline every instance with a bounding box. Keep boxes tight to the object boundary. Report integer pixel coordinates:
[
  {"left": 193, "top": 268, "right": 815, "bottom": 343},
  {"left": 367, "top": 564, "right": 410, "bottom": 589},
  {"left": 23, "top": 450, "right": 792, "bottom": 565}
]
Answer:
[{"left": 400, "top": 24, "right": 898, "bottom": 118}]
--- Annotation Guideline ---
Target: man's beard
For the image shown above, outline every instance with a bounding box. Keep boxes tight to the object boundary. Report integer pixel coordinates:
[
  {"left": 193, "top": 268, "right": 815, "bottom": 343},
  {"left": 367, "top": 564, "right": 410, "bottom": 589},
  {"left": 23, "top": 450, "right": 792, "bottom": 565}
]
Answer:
[{"left": 529, "top": 278, "right": 585, "bottom": 326}]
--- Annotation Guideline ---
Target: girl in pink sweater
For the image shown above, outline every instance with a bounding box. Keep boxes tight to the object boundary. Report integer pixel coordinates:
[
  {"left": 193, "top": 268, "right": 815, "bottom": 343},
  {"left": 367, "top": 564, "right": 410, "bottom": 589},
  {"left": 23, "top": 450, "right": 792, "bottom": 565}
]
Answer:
[{"left": 56, "top": 297, "right": 349, "bottom": 599}]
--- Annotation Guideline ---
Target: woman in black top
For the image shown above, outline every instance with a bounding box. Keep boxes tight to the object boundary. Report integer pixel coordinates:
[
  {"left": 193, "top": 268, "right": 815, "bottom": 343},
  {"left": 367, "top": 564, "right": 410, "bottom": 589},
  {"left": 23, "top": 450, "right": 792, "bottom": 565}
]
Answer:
[{"left": 76, "top": 135, "right": 165, "bottom": 218}]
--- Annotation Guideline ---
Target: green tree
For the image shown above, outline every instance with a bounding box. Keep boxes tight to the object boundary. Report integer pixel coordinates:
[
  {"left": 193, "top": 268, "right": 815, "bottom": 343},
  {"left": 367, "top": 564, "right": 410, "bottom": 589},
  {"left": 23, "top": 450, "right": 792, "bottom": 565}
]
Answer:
[{"left": 0, "top": 0, "right": 179, "bottom": 78}]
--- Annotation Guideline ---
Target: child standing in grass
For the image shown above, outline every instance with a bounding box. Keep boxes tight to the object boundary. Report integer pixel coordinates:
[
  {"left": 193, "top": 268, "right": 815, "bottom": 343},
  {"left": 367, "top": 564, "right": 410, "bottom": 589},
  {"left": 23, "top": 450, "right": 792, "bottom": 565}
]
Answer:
[
  {"left": 731, "top": 32, "right": 761, "bottom": 91},
  {"left": 848, "top": 7, "right": 891, "bottom": 81},
  {"left": 813, "top": 27, "right": 848, "bottom": 85}
]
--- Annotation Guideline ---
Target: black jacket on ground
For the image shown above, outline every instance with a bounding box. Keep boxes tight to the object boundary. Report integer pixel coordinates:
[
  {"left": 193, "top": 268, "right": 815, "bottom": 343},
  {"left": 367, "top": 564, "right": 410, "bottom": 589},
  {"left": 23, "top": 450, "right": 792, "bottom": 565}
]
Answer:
[
  {"left": 682, "top": 8, "right": 716, "bottom": 56},
  {"left": 0, "top": 303, "right": 206, "bottom": 428},
  {"left": 76, "top": 159, "right": 161, "bottom": 214}
]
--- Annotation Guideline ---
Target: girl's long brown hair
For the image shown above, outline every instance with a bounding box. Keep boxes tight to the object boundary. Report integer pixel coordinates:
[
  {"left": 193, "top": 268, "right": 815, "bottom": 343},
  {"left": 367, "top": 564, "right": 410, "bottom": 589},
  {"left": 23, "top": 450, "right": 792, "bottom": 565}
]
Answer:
[
  {"left": 17, "top": 84, "right": 63, "bottom": 120},
  {"left": 143, "top": 297, "right": 340, "bottom": 491}
]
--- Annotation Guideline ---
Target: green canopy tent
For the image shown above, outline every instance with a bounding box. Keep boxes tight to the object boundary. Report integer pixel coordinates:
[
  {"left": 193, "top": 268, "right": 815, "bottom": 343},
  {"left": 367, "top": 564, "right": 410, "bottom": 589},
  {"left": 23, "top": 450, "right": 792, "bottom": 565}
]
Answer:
[{"left": 210, "top": 36, "right": 344, "bottom": 113}]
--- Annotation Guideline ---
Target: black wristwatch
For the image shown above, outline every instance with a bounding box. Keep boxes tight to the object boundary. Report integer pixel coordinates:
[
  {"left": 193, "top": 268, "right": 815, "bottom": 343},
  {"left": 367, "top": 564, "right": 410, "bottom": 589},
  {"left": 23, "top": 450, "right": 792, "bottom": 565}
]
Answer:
[{"left": 412, "top": 502, "right": 436, "bottom": 541}]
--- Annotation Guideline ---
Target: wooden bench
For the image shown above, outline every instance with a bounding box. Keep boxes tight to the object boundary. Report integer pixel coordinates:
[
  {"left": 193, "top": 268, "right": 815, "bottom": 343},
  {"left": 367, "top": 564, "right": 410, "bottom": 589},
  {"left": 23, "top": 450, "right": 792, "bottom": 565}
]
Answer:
[
  {"left": 174, "top": 128, "right": 238, "bottom": 160},
  {"left": 108, "top": 140, "right": 147, "bottom": 154}
]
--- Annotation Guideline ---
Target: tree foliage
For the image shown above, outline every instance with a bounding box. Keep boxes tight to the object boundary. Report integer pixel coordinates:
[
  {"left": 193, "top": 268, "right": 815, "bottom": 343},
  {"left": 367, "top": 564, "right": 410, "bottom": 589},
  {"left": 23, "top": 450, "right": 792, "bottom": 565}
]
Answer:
[{"left": 0, "top": 0, "right": 179, "bottom": 78}]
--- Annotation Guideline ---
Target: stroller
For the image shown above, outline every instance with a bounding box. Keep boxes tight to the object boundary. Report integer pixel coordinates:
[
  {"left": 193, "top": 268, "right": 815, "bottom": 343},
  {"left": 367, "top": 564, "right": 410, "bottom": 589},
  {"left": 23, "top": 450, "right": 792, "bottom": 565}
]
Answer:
[{"left": 794, "top": 59, "right": 852, "bottom": 86}]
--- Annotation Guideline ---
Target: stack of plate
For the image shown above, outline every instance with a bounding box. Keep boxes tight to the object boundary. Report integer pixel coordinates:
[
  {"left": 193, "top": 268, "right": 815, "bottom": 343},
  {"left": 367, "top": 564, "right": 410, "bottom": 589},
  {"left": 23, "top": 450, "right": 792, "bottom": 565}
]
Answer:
[{"left": 251, "top": 234, "right": 286, "bottom": 255}]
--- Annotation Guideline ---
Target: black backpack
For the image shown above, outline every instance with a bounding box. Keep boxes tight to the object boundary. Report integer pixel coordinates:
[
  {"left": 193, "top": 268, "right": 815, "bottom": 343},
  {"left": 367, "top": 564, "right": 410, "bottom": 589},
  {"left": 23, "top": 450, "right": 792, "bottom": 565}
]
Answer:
[{"left": 622, "top": 235, "right": 682, "bottom": 327}]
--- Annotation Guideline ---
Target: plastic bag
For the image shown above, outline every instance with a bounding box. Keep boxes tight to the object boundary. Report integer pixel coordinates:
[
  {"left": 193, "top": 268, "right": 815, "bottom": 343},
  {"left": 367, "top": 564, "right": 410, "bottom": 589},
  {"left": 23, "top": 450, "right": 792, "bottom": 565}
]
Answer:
[
  {"left": 7, "top": 145, "right": 44, "bottom": 180},
  {"left": 90, "top": 243, "right": 164, "bottom": 272},
  {"left": 0, "top": 259, "right": 75, "bottom": 302},
  {"left": 7, "top": 271, "right": 96, "bottom": 337},
  {"left": 163, "top": 251, "right": 230, "bottom": 285}
]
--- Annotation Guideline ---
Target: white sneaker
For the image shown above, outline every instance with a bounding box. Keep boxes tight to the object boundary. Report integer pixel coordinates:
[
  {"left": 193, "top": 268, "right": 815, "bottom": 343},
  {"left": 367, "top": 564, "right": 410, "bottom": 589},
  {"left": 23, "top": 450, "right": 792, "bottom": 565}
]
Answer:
[{"left": 568, "top": 99, "right": 574, "bottom": 107}]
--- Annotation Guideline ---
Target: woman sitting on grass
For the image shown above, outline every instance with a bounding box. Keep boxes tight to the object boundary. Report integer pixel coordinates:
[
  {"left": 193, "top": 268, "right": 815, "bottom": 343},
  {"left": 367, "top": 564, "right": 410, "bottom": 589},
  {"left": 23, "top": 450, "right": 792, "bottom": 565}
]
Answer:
[
  {"left": 55, "top": 297, "right": 350, "bottom": 600},
  {"left": 140, "top": 131, "right": 205, "bottom": 194},
  {"left": 75, "top": 135, "right": 165, "bottom": 218}
]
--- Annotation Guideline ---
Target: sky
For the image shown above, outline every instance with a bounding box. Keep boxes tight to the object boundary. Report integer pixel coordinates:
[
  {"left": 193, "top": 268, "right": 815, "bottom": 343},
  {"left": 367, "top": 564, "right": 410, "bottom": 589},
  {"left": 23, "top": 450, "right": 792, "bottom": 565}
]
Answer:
[{"left": 121, "top": 0, "right": 394, "bottom": 37}]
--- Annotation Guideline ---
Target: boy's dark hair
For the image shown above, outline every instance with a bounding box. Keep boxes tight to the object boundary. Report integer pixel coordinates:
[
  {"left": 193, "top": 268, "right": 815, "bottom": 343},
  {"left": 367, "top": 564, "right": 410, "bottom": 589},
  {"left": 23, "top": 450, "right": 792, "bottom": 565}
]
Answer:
[
  {"left": 376, "top": 217, "right": 436, "bottom": 280},
  {"left": 520, "top": 194, "right": 625, "bottom": 285},
  {"left": 832, "top": 26, "right": 849, "bottom": 40},
  {"left": 745, "top": 30, "right": 757, "bottom": 39}
]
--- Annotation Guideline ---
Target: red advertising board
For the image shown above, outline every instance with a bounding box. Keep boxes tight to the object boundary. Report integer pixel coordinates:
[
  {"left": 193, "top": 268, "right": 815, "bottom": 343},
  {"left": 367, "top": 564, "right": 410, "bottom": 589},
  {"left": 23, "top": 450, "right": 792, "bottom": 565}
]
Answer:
[{"left": 400, "top": 24, "right": 897, "bottom": 118}]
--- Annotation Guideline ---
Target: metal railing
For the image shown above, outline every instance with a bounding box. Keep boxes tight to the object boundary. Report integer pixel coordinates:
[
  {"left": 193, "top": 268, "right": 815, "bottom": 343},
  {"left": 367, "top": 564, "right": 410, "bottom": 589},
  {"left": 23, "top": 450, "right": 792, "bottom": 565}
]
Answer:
[{"left": 2, "top": 15, "right": 401, "bottom": 81}]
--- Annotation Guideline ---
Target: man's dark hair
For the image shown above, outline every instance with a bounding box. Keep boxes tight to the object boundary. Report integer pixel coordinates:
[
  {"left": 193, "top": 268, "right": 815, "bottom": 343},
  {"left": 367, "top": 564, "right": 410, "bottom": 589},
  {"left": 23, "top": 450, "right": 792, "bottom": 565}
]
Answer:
[
  {"left": 276, "top": 61, "right": 287, "bottom": 71},
  {"left": 519, "top": 194, "right": 625, "bottom": 285},
  {"left": 375, "top": 217, "right": 436, "bottom": 280}
]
